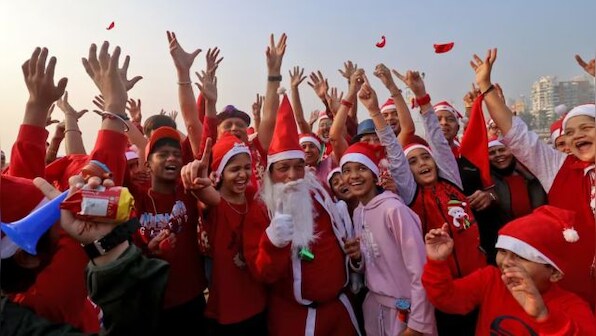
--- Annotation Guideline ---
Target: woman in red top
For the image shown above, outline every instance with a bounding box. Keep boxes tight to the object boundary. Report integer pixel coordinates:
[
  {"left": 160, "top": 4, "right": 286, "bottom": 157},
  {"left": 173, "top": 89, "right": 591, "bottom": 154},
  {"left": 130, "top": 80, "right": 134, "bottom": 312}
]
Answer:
[{"left": 184, "top": 132, "right": 267, "bottom": 334}]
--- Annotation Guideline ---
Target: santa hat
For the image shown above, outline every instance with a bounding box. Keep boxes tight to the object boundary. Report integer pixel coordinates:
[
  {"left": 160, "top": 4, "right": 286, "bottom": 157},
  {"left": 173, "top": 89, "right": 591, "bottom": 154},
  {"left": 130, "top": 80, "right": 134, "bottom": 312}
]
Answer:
[
  {"left": 488, "top": 136, "right": 505, "bottom": 148},
  {"left": 562, "top": 104, "right": 596, "bottom": 129},
  {"left": 496, "top": 205, "right": 580, "bottom": 274},
  {"left": 434, "top": 101, "right": 463, "bottom": 119},
  {"left": 211, "top": 132, "right": 251, "bottom": 178},
  {"left": 1, "top": 175, "right": 46, "bottom": 259},
  {"left": 550, "top": 118, "right": 564, "bottom": 144},
  {"left": 380, "top": 98, "right": 396, "bottom": 114},
  {"left": 339, "top": 142, "right": 384, "bottom": 178},
  {"left": 317, "top": 110, "right": 330, "bottom": 122},
  {"left": 326, "top": 167, "right": 342, "bottom": 188},
  {"left": 403, "top": 135, "right": 432, "bottom": 158},
  {"left": 267, "top": 94, "right": 304, "bottom": 168},
  {"left": 554, "top": 104, "right": 568, "bottom": 117},
  {"left": 299, "top": 133, "right": 323, "bottom": 152},
  {"left": 145, "top": 126, "right": 181, "bottom": 161}
]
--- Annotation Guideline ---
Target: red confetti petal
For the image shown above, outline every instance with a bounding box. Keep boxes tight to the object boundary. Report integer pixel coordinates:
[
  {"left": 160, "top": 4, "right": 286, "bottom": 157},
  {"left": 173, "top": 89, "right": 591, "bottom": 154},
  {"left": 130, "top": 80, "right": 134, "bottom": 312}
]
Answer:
[
  {"left": 106, "top": 21, "right": 115, "bottom": 30},
  {"left": 375, "top": 35, "right": 386, "bottom": 48},
  {"left": 434, "top": 42, "right": 454, "bottom": 54}
]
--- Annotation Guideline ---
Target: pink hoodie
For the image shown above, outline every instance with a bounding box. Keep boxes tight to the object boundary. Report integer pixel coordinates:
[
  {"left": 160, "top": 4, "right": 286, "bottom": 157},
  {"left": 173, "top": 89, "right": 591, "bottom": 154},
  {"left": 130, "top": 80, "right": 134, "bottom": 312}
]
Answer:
[{"left": 353, "top": 190, "right": 436, "bottom": 334}]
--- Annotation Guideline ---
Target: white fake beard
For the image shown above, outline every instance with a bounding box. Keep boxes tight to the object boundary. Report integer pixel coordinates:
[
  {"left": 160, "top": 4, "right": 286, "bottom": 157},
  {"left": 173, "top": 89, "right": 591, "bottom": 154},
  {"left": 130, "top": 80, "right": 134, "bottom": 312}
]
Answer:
[{"left": 261, "top": 173, "right": 317, "bottom": 250}]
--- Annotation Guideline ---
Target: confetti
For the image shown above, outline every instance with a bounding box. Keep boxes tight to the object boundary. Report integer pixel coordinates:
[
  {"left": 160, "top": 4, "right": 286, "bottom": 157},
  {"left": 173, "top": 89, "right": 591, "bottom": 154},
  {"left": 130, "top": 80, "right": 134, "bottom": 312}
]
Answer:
[
  {"left": 434, "top": 42, "right": 454, "bottom": 54},
  {"left": 106, "top": 21, "right": 115, "bottom": 30},
  {"left": 375, "top": 35, "right": 386, "bottom": 48}
]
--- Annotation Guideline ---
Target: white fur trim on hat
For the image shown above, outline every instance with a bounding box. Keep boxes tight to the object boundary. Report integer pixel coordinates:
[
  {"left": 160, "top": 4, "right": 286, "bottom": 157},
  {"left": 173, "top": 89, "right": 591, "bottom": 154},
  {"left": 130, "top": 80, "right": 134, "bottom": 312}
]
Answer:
[
  {"left": 562, "top": 104, "right": 596, "bottom": 130},
  {"left": 299, "top": 136, "right": 322, "bottom": 150},
  {"left": 267, "top": 150, "right": 305, "bottom": 169},
  {"left": 550, "top": 129, "right": 563, "bottom": 144},
  {"left": 434, "top": 103, "right": 462, "bottom": 119},
  {"left": 380, "top": 104, "right": 397, "bottom": 114},
  {"left": 340, "top": 153, "right": 380, "bottom": 178},
  {"left": 326, "top": 167, "right": 342, "bottom": 187},
  {"left": 496, "top": 235, "right": 562, "bottom": 273},
  {"left": 215, "top": 143, "right": 252, "bottom": 178},
  {"left": 488, "top": 139, "right": 505, "bottom": 148},
  {"left": 404, "top": 144, "right": 432, "bottom": 158}
]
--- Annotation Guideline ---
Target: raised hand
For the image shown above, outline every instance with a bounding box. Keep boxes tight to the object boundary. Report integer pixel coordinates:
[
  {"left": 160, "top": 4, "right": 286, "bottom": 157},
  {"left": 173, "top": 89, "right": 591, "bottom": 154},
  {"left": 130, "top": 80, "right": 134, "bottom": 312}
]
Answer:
[
  {"left": 328, "top": 87, "right": 344, "bottom": 114},
  {"left": 424, "top": 223, "right": 454, "bottom": 261},
  {"left": 308, "top": 110, "right": 319, "bottom": 126},
  {"left": 463, "top": 83, "right": 481, "bottom": 109},
  {"left": 307, "top": 71, "right": 329, "bottom": 100},
  {"left": 374, "top": 63, "right": 400, "bottom": 93},
  {"left": 252, "top": 94, "right": 263, "bottom": 124},
  {"left": 181, "top": 138, "right": 213, "bottom": 190},
  {"left": 22, "top": 47, "right": 68, "bottom": 113},
  {"left": 501, "top": 264, "right": 548, "bottom": 319},
  {"left": 168, "top": 110, "right": 178, "bottom": 122},
  {"left": 392, "top": 69, "right": 426, "bottom": 98},
  {"left": 469, "top": 48, "right": 498, "bottom": 91},
  {"left": 357, "top": 74, "right": 380, "bottom": 112},
  {"left": 46, "top": 104, "right": 59, "bottom": 126},
  {"left": 338, "top": 60, "right": 358, "bottom": 82},
  {"left": 82, "top": 42, "right": 128, "bottom": 114},
  {"left": 347, "top": 69, "right": 365, "bottom": 97},
  {"left": 266, "top": 33, "right": 287, "bottom": 74},
  {"left": 205, "top": 47, "right": 223, "bottom": 74},
  {"left": 575, "top": 54, "right": 595, "bottom": 77},
  {"left": 167, "top": 31, "right": 202, "bottom": 74},
  {"left": 289, "top": 66, "right": 306, "bottom": 88},
  {"left": 118, "top": 55, "right": 143, "bottom": 91},
  {"left": 126, "top": 98, "right": 142, "bottom": 123},
  {"left": 57, "top": 91, "right": 88, "bottom": 120},
  {"left": 195, "top": 70, "right": 217, "bottom": 103}
]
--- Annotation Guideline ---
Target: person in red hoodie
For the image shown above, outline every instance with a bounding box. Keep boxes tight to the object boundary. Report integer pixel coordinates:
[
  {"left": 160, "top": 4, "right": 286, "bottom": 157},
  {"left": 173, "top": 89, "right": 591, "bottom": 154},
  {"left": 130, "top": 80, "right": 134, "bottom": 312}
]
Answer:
[
  {"left": 471, "top": 48, "right": 596, "bottom": 310},
  {"left": 422, "top": 205, "right": 596, "bottom": 335}
]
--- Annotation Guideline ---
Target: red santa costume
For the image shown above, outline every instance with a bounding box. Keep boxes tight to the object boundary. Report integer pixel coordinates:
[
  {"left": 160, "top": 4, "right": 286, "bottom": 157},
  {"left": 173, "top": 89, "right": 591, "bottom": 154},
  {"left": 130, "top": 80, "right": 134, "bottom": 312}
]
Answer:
[
  {"left": 500, "top": 104, "right": 596, "bottom": 309},
  {"left": 243, "top": 95, "right": 360, "bottom": 336}
]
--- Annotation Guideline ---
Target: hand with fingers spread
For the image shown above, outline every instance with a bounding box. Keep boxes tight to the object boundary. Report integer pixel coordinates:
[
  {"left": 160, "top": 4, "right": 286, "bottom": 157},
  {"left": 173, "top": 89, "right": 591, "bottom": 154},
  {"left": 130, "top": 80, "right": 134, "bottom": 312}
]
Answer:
[
  {"left": 342, "top": 237, "right": 361, "bottom": 262},
  {"left": 424, "top": 223, "right": 454, "bottom": 261},
  {"left": 195, "top": 70, "right": 218, "bottom": 103},
  {"left": 347, "top": 69, "right": 365, "bottom": 98},
  {"left": 327, "top": 87, "right": 344, "bottom": 115},
  {"left": 118, "top": 55, "right": 143, "bottom": 91},
  {"left": 575, "top": 54, "right": 595, "bottom": 77},
  {"left": 22, "top": 47, "right": 68, "bottom": 115},
  {"left": 374, "top": 63, "right": 400, "bottom": 94},
  {"left": 167, "top": 31, "right": 202, "bottom": 76},
  {"left": 307, "top": 71, "right": 329, "bottom": 100},
  {"left": 252, "top": 94, "right": 263, "bottom": 127},
  {"left": 308, "top": 110, "right": 319, "bottom": 126},
  {"left": 168, "top": 110, "right": 178, "bottom": 122},
  {"left": 57, "top": 91, "right": 88, "bottom": 120},
  {"left": 126, "top": 98, "right": 142, "bottom": 123},
  {"left": 501, "top": 264, "right": 548, "bottom": 319},
  {"left": 469, "top": 48, "right": 498, "bottom": 92},
  {"left": 289, "top": 66, "right": 306, "bottom": 89},
  {"left": 82, "top": 42, "right": 129, "bottom": 114},
  {"left": 181, "top": 138, "right": 214, "bottom": 190},
  {"left": 46, "top": 104, "right": 60, "bottom": 126},
  {"left": 265, "top": 198, "right": 294, "bottom": 248},
  {"left": 392, "top": 69, "right": 427, "bottom": 98},
  {"left": 266, "top": 33, "right": 287, "bottom": 75},
  {"left": 338, "top": 60, "right": 358, "bottom": 83},
  {"left": 205, "top": 47, "right": 223, "bottom": 75}
]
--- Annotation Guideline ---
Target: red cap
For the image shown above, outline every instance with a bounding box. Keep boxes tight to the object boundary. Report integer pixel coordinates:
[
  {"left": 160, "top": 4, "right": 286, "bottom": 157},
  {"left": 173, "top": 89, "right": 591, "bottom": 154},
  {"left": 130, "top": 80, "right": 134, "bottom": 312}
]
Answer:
[
  {"left": 267, "top": 95, "right": 304, "bottom": 168},
  {"left": 145, "top": 127, "right": 181, "bottom": 160},
  {"left": 339, "top": 142, "right": 384, "bottom": 178},
  {"left": 380, "top": 98, "right": 396, "bottom": 114},
  {"left": 211, "top": 132, "right": 251, "bottom": 177}
]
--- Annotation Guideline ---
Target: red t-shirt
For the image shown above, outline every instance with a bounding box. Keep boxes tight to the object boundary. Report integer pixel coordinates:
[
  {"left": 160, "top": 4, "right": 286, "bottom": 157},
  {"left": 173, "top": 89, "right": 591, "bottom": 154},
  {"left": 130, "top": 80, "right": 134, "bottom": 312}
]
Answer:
[
  {"left": 503, "top": 174, "right": 532, "bottom": 218},
  {"left": 131, "top": 185, "right": 207, "bottom": 309},
  {"left": 204, "top": 188, "right": 267, "bottom": 324}
]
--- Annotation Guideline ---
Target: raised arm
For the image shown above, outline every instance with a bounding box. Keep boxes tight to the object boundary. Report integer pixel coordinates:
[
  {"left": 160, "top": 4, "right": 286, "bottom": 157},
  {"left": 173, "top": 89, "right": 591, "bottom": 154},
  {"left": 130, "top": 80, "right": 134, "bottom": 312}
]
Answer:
[
  {"left": 56, "top": 91, "right": 87, "bottom": 155},
  {"left": 338, "top": 61, "right": 359, "bottom": 123},
  {"left": 329, "top": 69, "right": 363, "bottom": 159},
  {"left": 167, "top": 31, "right": 203, "bottom": 158},
  {"left": 258, "top": 33, "right": 287, "bottom": 151},
  {"left": 251, "top": 93, "right": 263, "bottom": 131},
  {"left": 289, "top": 66, "right": 311, "bottom": 133}
]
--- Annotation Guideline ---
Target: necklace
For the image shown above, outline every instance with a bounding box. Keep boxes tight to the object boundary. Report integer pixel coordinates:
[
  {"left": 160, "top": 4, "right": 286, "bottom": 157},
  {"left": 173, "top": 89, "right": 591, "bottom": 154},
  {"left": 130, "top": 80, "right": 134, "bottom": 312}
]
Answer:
[{"left": 221, "top": 196, "right": 248, "bottom": 215}]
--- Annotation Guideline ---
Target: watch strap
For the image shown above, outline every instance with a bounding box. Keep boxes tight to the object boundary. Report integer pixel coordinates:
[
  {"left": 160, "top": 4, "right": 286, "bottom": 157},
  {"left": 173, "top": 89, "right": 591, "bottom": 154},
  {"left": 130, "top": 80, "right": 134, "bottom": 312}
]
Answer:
[{"left": 83, "top": 218, "right": 140, "bottom": 259}]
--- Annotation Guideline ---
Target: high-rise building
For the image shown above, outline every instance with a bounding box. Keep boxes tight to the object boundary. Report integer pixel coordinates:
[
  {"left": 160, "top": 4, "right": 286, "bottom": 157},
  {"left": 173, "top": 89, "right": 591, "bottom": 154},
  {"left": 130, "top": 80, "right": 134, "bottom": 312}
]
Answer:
[
  {"left": 531, "top": 75, "right": 594, "bottom": 125},
  {"left": 531, "top": 76, "right": 557, "bottom": 119},
  {"left": 556, "top": 76, "right": 594, "bottom": 109}
]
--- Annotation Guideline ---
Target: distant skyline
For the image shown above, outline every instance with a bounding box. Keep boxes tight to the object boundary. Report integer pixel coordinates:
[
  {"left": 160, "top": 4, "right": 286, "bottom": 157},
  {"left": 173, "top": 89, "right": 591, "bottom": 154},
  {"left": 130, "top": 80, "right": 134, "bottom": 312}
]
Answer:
[{"left": 1, "top": 0, "right": 595, "bottom": 159}]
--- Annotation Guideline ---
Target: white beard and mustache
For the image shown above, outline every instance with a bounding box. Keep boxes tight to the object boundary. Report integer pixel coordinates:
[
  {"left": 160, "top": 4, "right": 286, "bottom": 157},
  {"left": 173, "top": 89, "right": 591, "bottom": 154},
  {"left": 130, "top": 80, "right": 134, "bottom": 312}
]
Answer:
[{"left": 260, "top": 171, "right": 319, "bottom": 250}]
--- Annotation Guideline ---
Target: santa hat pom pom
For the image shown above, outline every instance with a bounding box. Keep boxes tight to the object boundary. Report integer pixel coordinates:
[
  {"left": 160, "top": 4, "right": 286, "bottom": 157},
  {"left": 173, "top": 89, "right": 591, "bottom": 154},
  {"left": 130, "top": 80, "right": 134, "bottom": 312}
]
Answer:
[
  {"left": 554, "top": 104, "right": 568, "bottom": 117},
  {"left": 277, "top": 87, "right": 287, "bottom": 95},
  {"left": 379, "top": 158, "right": 389, "bottom": 169},
  {"left": 461, "top": 202, "right": 467, "bottom": 207},
  {"left": 562, "top": 227, "right": 579, "bottom": 243}
]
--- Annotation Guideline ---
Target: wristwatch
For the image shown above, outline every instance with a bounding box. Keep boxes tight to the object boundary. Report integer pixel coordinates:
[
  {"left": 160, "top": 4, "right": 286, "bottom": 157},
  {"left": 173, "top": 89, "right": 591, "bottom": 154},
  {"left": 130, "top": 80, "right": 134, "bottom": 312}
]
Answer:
[{"left": 83, "top": 218, "right": 140, "bottom": 259}]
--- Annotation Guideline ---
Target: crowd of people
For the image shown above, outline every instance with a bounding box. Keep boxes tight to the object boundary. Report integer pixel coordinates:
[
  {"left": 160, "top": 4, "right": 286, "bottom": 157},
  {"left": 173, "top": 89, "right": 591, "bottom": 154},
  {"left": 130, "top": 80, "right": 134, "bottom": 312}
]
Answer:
[{"left": 1, "top": 31, "right": 595, "bottom": 335}]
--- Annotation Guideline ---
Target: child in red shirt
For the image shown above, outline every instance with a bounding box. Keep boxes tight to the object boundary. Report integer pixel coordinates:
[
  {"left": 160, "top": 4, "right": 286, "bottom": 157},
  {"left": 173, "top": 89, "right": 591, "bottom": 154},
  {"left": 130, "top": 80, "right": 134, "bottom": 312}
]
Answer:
[{"left": 422, "top": 205, "right": 596, "bottom": 335}]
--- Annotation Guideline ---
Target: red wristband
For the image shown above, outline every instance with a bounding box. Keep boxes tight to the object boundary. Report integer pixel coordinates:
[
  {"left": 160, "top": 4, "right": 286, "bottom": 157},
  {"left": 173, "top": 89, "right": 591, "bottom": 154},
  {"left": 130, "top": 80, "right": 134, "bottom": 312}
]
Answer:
[
  {"left": 415, "top": 94, "right": 431, "bottom": 107},
  {"left": 341, "top": 99, "right": 354, "bottom": 108}
]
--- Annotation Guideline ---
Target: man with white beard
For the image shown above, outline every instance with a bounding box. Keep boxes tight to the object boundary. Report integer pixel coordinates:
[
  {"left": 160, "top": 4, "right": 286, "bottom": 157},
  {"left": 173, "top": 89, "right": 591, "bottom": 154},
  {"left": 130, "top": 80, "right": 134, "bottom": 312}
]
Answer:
[{"left": 243, "top": 94, "right": 360, "bottom": 336}]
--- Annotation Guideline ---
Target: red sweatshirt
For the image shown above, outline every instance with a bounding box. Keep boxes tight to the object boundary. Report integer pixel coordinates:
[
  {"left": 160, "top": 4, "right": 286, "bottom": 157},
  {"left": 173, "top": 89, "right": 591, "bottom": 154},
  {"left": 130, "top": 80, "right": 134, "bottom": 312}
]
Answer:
[
  {"left": 422, "top": 259, "right": 596, "bottom": 335},
  {"left": 5, "top": 124, "right": 48, "bottom": 179}
]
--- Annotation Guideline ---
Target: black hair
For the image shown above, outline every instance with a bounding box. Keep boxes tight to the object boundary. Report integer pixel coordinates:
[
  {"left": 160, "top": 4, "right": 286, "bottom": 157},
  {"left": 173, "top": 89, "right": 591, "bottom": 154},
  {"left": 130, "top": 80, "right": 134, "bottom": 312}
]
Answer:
[
  {"left": 148, "top": 138, "right": 182, "bottom": 159},
  {"left": 144, "top": 115, "right": 177, "bottom": 137}
]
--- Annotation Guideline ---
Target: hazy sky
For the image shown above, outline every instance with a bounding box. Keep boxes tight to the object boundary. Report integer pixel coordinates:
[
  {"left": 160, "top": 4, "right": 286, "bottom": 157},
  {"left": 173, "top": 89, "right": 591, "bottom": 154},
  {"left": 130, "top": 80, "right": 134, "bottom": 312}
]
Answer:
[{"left": 1, "top": 0, "right": 595, "bottom": 159}]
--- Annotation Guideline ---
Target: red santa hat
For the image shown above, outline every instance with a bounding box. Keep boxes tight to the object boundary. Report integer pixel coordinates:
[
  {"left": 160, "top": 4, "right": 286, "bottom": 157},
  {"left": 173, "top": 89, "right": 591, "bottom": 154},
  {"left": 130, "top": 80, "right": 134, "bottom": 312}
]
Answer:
[
  {"left": 299, "top": 133, "right": 323, "bottom": 152},
  {"left": 317, "top": 109, "right": 330, "bottom": 122},
  {"left": 1, "top": 175, "right": 46, "bottom": 259},
  {"left": 550, "top": 118, "right": 564, "bottom": 144},
  {"left": 211, "top": 132, "right": 251, "bottom": 178},
  {"left": 495, "top": 205, "right": 580, "bottom": 274},
  {"left": 562, "top": 104, "right": 596, "bottom": 129},
  {"left": 380, "top": 98, "right": 396, "bottom": 114},
  {"left": 326, "top": 167, "right": 342, "bottom": 188},
  {"left": 339, "top": 142, "right": 384, "bottom": 178},
  {"left": 434, "top": 101, "right": 463, "bottom": 119},
  {"left": 403, "top": 135, "right": 432, "bottom": 158},
  {"left": 267, "top": 94, "right": 304, "bottom": 168},
  {"left": 488, "top": 136, "right": 505, "bottom": 148}
]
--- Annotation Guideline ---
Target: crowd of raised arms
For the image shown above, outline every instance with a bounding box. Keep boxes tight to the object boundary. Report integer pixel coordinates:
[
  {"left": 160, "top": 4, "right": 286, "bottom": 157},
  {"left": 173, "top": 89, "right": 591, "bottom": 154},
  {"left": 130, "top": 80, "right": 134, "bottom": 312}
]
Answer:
[{"left": 1, "top": 31, "right": 596, "bottom": 336}]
